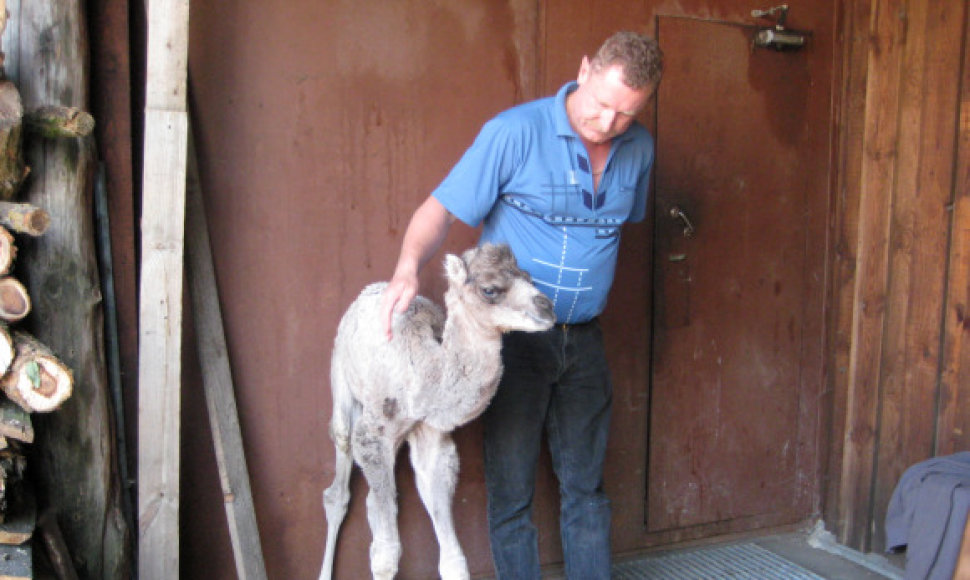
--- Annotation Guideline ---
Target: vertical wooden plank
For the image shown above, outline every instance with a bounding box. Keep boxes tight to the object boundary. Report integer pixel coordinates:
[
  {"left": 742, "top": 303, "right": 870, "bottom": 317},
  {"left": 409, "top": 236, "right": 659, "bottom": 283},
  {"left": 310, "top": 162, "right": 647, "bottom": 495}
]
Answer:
[
  {"left": 872, "top": 0, "right": 967, "bottom": 552},
  {"left": 138, "top": 0, "right": 189, "bottom": 576},
  {"left": 838, "top": 0, "right": 906, "bottom": 552},
  {"left": 824, "top": 0, "right": 873, "bottom": 535},
  {"left": 938, "top": 2, "right": 970, "bottom": 456},
  {"left": 138, "top": 110, "right": 187, "bottom": 579}
]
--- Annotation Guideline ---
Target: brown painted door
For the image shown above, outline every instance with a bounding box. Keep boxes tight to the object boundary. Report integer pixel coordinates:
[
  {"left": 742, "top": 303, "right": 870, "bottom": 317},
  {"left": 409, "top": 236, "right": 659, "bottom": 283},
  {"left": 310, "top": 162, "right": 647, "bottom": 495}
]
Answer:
[{"left": 647, "top": 16, "right": 820, "bottom": 534}]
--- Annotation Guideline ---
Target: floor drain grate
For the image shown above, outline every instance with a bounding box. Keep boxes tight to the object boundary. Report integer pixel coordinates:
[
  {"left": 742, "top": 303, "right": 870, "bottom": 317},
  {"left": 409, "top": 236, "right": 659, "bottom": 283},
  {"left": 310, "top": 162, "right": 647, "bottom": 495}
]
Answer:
[{"left": 612, "top": 542, "right": 826, "bottom": 579}]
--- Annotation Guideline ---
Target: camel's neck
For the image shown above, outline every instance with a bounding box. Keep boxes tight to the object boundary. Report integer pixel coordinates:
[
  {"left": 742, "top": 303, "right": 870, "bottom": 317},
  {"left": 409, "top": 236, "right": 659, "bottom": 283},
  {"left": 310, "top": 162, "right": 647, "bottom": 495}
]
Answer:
[
  {"left": 422, "top": 293, "right": 506, "bottom": 430},
  {"left": 439, "top": 300, "right": 504, "bottom": 377}
]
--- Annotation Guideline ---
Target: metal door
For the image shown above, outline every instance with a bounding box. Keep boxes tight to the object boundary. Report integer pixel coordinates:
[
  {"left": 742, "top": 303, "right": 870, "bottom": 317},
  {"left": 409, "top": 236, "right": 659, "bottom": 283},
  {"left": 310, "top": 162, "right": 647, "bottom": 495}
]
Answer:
[{"left": 647, "top": 16, "right": 821, "bottom": 533}]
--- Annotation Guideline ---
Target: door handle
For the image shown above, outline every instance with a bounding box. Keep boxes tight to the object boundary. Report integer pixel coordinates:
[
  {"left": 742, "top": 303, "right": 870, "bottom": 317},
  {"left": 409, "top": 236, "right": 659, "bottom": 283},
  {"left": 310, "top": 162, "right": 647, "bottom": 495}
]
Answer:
[{"left": 669, "top": 206, "right": 695, "bottom": 238}]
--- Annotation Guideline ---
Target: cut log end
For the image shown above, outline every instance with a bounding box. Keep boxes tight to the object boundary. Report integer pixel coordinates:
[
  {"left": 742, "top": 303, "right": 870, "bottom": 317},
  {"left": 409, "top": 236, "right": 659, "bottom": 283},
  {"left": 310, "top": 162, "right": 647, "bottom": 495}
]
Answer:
[
  {"left": 0, "top": 327, "right": 12, "bottom": 378},
  {"left": 0, "top": 278, "right": 29, "bottom": 323},
  {"left": 1, "top": 333, "right": 72, "bottom": 413},
  {"left": 0, "top": 203, "right": 48, "bottom": 236},
  {"left": 10, "top": 358, "right": 71, "bottom": 412},
  {"left": 0, "top": 228, "right": 14, "bottom": 277}
]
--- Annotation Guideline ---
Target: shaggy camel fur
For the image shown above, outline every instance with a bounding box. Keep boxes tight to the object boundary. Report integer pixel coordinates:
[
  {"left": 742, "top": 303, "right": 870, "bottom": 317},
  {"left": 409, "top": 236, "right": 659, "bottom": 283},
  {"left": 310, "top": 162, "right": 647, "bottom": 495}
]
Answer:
[{"left": 319, "top": 244, "right": 556, "bottom": 580}]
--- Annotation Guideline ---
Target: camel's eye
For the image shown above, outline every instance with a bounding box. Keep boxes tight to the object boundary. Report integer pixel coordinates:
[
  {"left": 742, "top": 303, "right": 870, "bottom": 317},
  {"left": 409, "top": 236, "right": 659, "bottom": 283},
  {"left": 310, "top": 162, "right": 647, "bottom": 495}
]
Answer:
[{"left": 480, "top": 285, "right": 504, "bottom": 302}]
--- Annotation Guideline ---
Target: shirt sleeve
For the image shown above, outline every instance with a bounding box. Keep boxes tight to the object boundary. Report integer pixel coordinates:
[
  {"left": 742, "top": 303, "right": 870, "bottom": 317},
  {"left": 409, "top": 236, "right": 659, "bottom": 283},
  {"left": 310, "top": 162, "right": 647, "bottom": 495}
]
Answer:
[
  {"left": 628, "top": 134, "right": 655, "bottom": 223},
  {"left": 432, "top": 117, "right": 521, "bottom": 228}
]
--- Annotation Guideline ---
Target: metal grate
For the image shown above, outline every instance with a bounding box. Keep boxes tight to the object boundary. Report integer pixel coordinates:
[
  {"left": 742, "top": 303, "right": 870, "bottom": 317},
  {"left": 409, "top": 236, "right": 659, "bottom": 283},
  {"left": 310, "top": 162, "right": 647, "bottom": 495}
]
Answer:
[{"left": 612, "top": 542, "right": 826, "bottom": 579}]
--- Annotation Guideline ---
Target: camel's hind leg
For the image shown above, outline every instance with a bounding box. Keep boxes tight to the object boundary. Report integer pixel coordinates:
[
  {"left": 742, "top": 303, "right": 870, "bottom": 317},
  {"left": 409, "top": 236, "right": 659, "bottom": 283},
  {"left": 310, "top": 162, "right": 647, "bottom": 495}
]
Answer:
[
  {"left": 354, "top": 418, "right": 404, "bottom": 580},
  {"left": 319, "top": 430, "right": 353, "bottom": 580},
  {"left": 407, "top": 423, "right": 469, "bottom": 580},
  {"left": 319, "top": 353, "right": 358, "bottom": 580}
]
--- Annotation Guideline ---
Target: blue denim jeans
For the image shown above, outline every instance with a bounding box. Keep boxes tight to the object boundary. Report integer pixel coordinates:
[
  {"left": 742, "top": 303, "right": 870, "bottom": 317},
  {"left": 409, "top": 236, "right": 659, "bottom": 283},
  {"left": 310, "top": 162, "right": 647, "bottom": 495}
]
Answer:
[{"left": 482, "top": 320, "right": 613, "bottom": 580}]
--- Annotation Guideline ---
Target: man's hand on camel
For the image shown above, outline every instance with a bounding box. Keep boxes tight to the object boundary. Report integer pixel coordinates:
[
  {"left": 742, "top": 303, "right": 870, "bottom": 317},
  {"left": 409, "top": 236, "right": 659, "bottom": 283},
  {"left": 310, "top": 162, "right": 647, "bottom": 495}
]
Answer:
[{"left": 380, "top": 276, "right": 418, "bottom": 340}]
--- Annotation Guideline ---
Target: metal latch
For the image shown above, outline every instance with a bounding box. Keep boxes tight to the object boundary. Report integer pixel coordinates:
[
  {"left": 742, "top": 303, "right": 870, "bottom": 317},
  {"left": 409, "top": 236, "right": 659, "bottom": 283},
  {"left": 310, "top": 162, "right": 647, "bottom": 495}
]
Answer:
[{"left": 751, "top": 5, "right": 807, "bottom": 51}]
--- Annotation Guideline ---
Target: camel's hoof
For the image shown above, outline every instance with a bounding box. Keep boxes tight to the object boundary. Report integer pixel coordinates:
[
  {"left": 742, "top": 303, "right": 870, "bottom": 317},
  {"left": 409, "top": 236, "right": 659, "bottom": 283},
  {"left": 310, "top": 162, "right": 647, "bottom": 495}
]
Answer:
[
  {"left": 369, "top": 541, "right": 401, "bottom": 580},
  {"left": 440, "top": 554, "right": 470, "bottom": 580}
]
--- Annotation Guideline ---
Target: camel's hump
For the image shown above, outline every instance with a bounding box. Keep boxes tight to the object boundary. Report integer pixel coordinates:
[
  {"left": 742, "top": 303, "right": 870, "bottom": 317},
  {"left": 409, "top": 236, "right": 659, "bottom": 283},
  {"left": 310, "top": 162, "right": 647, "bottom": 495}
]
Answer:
[{"left": 342, "top": 282, "right": 445, "bottom": 339}]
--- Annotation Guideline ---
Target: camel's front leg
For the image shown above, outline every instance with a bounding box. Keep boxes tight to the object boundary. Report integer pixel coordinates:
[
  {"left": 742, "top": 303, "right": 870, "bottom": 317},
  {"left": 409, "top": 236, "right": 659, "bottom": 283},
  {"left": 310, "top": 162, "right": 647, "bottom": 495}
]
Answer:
[
  {"left": 407, "top": 423, "right": 469, "bottom": 580},
  {"left": 353, "top": 418, "right": 403, "bottom": 580}
]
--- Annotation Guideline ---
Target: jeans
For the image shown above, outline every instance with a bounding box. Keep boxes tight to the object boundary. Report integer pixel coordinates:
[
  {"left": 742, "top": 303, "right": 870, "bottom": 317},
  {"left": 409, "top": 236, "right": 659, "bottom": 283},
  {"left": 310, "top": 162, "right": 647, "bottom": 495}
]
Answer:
[{"left": 483, "top": 320, "right": 613, "bottom": 580}]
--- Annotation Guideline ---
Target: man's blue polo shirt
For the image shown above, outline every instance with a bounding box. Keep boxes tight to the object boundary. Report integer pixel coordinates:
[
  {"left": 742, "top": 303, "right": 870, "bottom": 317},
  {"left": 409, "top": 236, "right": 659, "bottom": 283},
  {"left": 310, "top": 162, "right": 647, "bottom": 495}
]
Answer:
[{"left": 433, "top": 82, "right": 654, "bottom": 324}]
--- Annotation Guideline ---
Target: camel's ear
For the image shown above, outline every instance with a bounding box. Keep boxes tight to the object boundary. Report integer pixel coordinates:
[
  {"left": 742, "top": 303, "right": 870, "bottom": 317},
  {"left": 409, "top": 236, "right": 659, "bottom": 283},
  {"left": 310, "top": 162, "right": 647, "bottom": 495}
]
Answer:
[{"left": 444, "top": 253, "right": 468, "bottom": 285}]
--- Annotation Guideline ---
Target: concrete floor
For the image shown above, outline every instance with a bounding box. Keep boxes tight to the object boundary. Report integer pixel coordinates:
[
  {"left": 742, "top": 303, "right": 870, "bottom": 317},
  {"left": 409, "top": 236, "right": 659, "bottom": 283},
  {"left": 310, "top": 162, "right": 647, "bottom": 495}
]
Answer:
[
  {"left": 524, "top": 523, "right": 908, "bottom": 580},
  {"left": 753, "top": 529, "right": 905, "bottom": 580}
]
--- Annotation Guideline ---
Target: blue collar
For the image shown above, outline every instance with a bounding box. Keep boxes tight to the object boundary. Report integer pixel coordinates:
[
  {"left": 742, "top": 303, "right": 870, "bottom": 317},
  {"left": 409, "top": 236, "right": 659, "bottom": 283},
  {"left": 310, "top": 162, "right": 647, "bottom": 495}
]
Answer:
[{"left": 554, "top": 82, "right": 579, "bottom": 138}]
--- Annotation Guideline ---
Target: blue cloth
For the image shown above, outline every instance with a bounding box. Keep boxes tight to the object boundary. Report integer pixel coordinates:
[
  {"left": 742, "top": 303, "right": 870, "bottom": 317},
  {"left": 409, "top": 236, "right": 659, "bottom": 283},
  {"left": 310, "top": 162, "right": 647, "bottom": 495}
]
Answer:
[
  {"left": 432, "top": 82, "right": 654, "bottom": 323},
  {"left": 885, "top": 452, "right": 970, "bottom": 580},
  {"left": 483, "top": 321, "right": 613, "bottom": 580}
]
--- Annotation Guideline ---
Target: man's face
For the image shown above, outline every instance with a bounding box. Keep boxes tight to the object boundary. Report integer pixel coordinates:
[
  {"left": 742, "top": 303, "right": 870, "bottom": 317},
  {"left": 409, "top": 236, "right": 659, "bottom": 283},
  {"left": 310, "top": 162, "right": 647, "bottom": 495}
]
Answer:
[{"left": 570, "top": 57, "right": 655, "bottom": 145}]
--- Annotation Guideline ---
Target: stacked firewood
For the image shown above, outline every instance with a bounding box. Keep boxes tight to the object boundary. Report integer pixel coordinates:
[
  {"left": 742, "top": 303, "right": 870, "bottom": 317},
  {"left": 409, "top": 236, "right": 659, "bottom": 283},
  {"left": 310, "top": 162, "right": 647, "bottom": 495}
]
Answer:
[
  {"left": 0, "top": 80, "right": 76, "bottom": 500},
  {"left": 0, "top": 5, "right": 83, "bottom": 574}
]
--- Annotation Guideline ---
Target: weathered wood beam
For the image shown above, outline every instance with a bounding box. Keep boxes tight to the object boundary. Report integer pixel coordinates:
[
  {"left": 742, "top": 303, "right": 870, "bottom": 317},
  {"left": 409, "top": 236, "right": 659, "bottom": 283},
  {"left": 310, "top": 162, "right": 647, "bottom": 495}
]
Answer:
[
  {"left": 37, "top": 509, "right": 78, "bottom": 580},
  {"left": 837, "top": 0, "right": 906, "bottom": 552},
  {"left": 869, "top": 1, "right": 967, "bottom": 553},
  {"left": 185, "top": 128, "right": 268, "bottom": 580},
  {"left": 938, "top": 2, "right": 970, "bottom": 457},
  {"left": 137, "top": 0, "right": 190, "bottom": 575}
]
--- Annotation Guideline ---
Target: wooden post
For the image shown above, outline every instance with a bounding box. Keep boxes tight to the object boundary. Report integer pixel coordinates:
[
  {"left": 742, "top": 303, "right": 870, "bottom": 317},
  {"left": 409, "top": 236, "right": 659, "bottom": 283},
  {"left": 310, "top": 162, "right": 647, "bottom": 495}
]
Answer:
[{"left": 137, "top": 0, "right": 189, "bottom": 577}]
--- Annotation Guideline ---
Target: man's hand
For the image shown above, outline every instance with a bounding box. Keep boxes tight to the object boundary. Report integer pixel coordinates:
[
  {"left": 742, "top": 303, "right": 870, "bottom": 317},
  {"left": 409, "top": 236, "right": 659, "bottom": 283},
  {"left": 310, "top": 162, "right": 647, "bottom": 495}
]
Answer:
[
  {"left": 379, "top": 195, "right": 456, "bottom": 340},
  {"left": 380, "top": 272, "right": 419, "bottom": 340}
]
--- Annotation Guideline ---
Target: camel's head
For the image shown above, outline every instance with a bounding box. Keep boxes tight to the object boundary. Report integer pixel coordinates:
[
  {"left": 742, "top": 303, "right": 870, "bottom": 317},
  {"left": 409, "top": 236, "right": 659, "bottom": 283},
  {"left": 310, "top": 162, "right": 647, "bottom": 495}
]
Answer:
[{"left": 444, "top": 244, "right": 556, "bottom": 334}]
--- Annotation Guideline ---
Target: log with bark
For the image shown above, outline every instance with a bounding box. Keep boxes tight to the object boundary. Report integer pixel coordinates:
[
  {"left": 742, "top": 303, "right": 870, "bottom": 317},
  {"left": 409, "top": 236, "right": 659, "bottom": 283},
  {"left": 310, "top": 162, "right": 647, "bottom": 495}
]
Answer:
[
  {"left": 0, "top": 398, "right": 32, "bottom": 444},
  {"left": 0, "top": 202, "right": 49, "bottom": 236},
  {"left": 24, "top": 105, "right": 95, "bottom": 139},
  {"left": 0, "top": 81, "right": 27, "bottom": 201},
  {"left": 0, "top": 332, "right": 72, "bottom": 413}
]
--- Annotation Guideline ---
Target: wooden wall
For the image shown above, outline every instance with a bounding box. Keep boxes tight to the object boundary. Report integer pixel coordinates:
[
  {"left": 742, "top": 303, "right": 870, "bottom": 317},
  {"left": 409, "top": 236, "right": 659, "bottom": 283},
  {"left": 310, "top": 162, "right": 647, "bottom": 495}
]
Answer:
[
  {"left": 80, "top": 0, "right": 970, "bottom": 574},
  {"left": 824, "top": 0, "right": 970, "bottom": 553}
]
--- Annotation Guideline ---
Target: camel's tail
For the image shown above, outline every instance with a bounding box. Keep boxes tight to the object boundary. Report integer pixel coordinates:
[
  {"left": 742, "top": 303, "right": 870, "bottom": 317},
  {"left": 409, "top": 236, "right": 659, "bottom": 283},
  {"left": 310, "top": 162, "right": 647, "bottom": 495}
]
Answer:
[{"left": 319, "top": 354, "right": 358, "bottom": 580}]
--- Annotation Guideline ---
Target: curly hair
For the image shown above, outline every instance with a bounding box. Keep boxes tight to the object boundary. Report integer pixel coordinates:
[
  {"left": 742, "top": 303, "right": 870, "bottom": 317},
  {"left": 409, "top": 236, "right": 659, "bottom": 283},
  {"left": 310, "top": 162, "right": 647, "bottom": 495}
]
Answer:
[{"left": 590, "top": 31, "right": 664, "bottom": 89}]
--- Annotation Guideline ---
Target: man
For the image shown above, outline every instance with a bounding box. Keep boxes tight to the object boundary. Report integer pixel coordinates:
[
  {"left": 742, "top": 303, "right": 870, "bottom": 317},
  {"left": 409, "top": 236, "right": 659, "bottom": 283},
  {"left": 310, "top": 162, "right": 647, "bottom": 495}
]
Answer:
[{"left": 380, "top": 31, "right": 663, "bottom": 579}]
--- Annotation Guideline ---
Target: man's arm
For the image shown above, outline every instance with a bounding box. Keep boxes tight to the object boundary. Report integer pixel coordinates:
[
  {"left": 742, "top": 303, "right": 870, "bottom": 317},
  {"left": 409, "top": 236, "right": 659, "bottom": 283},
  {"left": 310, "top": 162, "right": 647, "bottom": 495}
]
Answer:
[{"left": 380, "top": 195, "right": 456, "bottom": 339}]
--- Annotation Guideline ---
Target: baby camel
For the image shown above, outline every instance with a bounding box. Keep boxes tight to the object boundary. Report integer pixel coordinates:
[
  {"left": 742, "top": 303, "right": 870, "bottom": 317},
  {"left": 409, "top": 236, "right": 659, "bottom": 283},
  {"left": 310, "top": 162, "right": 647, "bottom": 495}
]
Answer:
[{"left": 319, "top": 243, "right": 555, "bottom": 580}]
